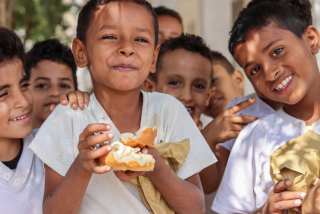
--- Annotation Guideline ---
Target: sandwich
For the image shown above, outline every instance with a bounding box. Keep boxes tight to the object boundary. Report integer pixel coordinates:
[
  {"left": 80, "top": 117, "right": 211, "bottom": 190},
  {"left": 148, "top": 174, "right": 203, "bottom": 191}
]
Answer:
[{"left": 99, "top": 126, "right": 158, "bottom": 171}]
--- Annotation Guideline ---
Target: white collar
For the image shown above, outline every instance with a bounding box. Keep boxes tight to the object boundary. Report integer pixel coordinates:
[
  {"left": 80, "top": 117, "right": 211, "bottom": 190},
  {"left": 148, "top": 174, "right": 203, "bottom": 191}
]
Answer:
[{"left": 0, "top": 135, "right": 34, "bottom": 191}]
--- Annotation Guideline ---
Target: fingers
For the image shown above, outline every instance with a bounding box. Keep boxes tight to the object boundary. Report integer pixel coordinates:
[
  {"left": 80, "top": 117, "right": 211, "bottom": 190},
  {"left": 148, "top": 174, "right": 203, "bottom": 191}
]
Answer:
[
  {"left": 84, "top": 92, "right": 90, "bottom": 107},
  {"left": 230, "top": 115, "right": 260, "bottom": 124},
  {"left": 75, "top": 90, "right": 86, "bottom": 110},
  {"left": 59, "top": 93, "right": 69, "bottom": 106},
  {"left": 274, "top": 198, "right": 302, "bottom": 210},
  {"left": 274, "top": 179, "right": 292, "bottom": 193},
  {"left": 92, "top": 165, "right": 112, "bottom": 174},
  {"left": 49, "top": 104, "right": 56, "bottom": 112},
  {"left": 81, "top": 144, "right": 112, "bottom": 160},
  {"left": 274, "top": 191, "right": 306, "bottom": 202},
  {"left": 114, "top": 170, "right": 145, "bottom": 181},
  {"left": 79, "top": 124, "right": 112, "bottom": 141},
  {"left": 79, "top": 132, "right": 114, "bottom": 151},
  {"left": 228, "top": 97, "right": 257, "bottom": 114}
]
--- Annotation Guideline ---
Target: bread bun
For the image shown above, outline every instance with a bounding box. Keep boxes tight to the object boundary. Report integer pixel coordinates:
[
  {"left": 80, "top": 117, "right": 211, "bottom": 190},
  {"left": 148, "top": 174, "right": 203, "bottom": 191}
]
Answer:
[{"left": 119, "top": 126, "right": 158, "bottom": 148}]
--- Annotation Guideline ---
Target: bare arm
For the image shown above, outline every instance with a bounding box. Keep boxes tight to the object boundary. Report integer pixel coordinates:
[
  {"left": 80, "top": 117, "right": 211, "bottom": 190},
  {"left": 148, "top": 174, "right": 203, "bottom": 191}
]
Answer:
[
  {"left": 215, "top": 145, "right": 230, "bottom": 183},
  {"left": 42, "top": 124, "right": 113, "bottom": 214}
]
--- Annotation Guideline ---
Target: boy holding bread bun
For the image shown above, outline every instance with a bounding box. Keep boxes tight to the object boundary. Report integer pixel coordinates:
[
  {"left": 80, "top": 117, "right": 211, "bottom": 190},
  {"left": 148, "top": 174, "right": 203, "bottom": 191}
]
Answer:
[{"left": 29, "top": 0, "right": 217, "bottom": 213}]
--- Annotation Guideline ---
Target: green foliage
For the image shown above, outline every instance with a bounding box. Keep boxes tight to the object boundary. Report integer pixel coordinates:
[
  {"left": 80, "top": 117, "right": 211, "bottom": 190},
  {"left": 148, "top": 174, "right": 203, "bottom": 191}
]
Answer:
[{"left": 12, "top": 0, "right": 74, "bottom": 43}]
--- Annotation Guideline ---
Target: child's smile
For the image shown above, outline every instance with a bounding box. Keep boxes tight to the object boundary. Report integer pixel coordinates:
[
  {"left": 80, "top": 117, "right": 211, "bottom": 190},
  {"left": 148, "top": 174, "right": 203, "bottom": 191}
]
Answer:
[{"left": 234, "top": 23, "right": 319, "bottom": 106}]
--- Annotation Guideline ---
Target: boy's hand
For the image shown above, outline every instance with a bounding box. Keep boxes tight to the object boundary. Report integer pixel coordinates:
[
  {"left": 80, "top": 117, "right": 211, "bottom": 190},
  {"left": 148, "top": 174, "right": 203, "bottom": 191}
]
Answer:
[
  {"left": 301, "top": 178, "right": 320, "bottom": 214},
  {"left": 50, "top": 90, "right": 90, "bottom": 112},
  {"left": 77, "top": 123, "right": 114, "bottom": 174},
  {"left": 202, "top": 98, "right": 259, "bottom": 146},
  {"left": 262, "top": 179, "right": 305, "bottom": 214},
  {"left": 114, "top": 147, "right": 160, "bottom": 181}
]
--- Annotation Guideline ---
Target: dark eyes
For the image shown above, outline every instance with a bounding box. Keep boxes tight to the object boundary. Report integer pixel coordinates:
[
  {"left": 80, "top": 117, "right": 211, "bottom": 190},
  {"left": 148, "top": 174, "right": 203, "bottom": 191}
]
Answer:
[
  {"left": 135, "top": 38, "right": 148, "bottom": 43},
  {"left": 169, "top": 81, "right": 180, "bottom": 85},
  {"left": 36, "top": 83, "right": 47, "bottom": 89},
  {"left": 60, "top": 84, "right": 70, "bottom": 89},
  {"left": 194, "top": 84, "right": 205, "bottom": 89},
  {"left": 21, "top": 83, "right": 30, "bottom": 88},
  {"left": 102, "top": 35, "right": 148, "bottom": 43},
  {"left": 0, "top": 92, "right": 8, "bottom": 98},
  {"left": 250, "top": 66, "right": 261, "bottom": 76},
  {"left": 272, "top": 48, "right": 283, "bottom": 57},
  {"left": 102, "top": 35, "right": 116, "bottom": 40},
  {"left": 211, "top": 78, "right": 218, "bottom": 84}
]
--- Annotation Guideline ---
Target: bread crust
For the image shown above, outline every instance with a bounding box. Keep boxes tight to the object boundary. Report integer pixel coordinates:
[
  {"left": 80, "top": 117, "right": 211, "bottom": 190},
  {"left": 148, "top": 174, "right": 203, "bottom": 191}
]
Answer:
[
  {"left": 121, "top": 126, "right": 158, "bottom": 148},
  {"left": 99, "top": 151, "right": 155, "bottom": 171}
]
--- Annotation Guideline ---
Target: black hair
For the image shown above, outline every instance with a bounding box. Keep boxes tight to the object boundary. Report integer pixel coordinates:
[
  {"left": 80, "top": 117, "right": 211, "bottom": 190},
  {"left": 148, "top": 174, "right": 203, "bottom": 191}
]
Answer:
[
  {"left": 229, "top": 0, "right": 312, "bottom": 55},
  {"left": 154, "top": 6, "right": 183, "bottom": 25},
  {"left": 26, "top": 39, "right": 78, "bottom": 90},
  {"left": 150, "top": 34, "right": 212, "bottom": 81},
  {"left": 211, "top": 51, "right": 235, "bottom": 75},
  {"left": 77, "top": 0, "right": 158, "bottom": 48},
  {"left": 0, "top": 27, "right": 26, "bottom": 70}
]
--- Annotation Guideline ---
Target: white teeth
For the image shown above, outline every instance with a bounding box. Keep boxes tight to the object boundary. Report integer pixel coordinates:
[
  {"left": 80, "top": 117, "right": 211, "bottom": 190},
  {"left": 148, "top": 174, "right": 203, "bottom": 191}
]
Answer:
[
  {"left": 275, "top": 75, "right": 293, "bottom": 91},
  {"left": 11, "top": 114, "right": 28, "bottom": 121}
]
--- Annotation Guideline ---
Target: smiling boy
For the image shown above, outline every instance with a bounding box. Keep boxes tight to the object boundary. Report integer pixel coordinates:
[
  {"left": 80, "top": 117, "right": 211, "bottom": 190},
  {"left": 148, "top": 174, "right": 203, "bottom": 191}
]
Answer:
[{"left": 29, "top": 1, "right": 216, "bottom": 213}]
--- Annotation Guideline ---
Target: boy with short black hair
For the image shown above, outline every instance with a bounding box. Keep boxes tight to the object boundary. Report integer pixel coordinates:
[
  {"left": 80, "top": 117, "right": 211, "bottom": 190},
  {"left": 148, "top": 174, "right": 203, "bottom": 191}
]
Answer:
[
  {"left": 0, "top": 27, "right": 44, "bottom": 214},
  {"left": 29, "top": 1, "right": 216, "bottom": 213},
  {"left": 154, "top": 6, "right": 183, "bottom": 44},
  {"left": 26, "top": 39, "right": 78, "bottom": 129}
]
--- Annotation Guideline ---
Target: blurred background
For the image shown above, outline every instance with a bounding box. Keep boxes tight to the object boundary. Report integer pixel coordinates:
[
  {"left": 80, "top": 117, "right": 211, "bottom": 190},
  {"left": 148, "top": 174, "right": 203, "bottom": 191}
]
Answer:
[{"left": 1, "top": 0, "right": 320, "bottom": 94}]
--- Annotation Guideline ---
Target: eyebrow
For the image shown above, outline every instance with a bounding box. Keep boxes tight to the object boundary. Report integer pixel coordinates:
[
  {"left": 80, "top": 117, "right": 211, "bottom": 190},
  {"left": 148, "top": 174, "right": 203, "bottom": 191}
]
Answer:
[
  {"left": 136, "top": 27, "right": 152, "bottom": 36},
  {"left": 262, "top": 39, "right": 282, "bottom": 53},
  {"left": 99, "top": 25, "right": 117, "bottom": 31},
  {"left": 0, "top": 84, "right": 9, "bottom": 91},
  {"left": 33, "top": 77, "right": 73, "bottom": 82}
]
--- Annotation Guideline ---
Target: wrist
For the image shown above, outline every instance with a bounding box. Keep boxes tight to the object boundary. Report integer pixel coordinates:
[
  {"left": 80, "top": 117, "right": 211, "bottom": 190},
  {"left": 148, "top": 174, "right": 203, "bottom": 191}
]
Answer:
[{"left": 75, "top": 155, "right": 93, "bottom": 177}]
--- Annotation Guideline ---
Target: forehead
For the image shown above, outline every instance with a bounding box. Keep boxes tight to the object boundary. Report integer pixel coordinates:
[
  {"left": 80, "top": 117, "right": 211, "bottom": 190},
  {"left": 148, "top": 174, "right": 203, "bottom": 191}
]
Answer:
[
  {"left": 157, "top": 16, "right": 182, "bottom": 31},
  {"left": 0, "top": 60, "right": 25, "bottom": 84},
  {"left": 234, "top": 24, "right": 300, "bottom": 67},
  {"left": 160, "top": 49, "right": 211, "bottom": 78},
  {"left": 212, "top": 64, "right": 230, "bottom": 77},
  {"left": 30, "top": 60, "right": 73, "bottom": 80},
  {"left": 88, "top": 2, "right": 155, "bottom": 36}
]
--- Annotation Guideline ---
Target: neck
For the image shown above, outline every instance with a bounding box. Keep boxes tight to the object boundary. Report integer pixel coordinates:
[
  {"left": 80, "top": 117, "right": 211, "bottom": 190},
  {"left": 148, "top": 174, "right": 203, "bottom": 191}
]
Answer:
[
  {"left": 283, "top": 72, "right": 320, "bottom": 125},
  {"left": 93, "top": 83, "right": 143, "bottom": 134},
  {"left": 32, "top": 116, "right": 43, "bottom": 129},
  {"left": 259, "top": 97, "right": 283, "bottom": 111},
  {"left": 0, "top": 138, "right": 21, "bottom": 162}
]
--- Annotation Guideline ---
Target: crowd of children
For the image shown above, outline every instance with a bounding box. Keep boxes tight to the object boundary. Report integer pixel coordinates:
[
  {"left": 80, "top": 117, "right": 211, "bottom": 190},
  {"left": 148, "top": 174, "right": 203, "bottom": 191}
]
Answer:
[{"left": 1, "top": 0, "right": 320, "bottom": 213}]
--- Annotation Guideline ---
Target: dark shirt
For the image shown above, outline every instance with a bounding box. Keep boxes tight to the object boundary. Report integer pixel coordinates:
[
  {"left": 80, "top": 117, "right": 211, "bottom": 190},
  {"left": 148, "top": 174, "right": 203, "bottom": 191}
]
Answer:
[{"left": 2, "top": 139, "right": 23, "bottom": 170}]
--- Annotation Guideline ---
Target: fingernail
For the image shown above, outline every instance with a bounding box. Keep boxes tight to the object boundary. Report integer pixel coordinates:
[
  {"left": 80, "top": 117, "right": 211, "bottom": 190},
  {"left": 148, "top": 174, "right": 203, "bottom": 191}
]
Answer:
[
  {"left": 106, "top": 166, "right": 111, "bottom": 171},
  {"left": 106, "top": 146, "right": 111, "bottom": 151},
  {"left": 143, "top": 149, "right": 148, "bottom": 154},
  {"left": 106, "top": 125, "right": 111, "bottom": 129},
  {"left": 62, "top": 100, "right": 68, "bottom": 104},
  {"left": 294, "top": 199, "right": 301, "bottom": 205},
  {"left": 285, "top": 180, "right": 291, "bottom": 186},
  {"left": 316, "top": 178, "right": 320, "bottom": 184},
  {"left": 79, "top": 104, "right": 84, "bottom": 108},
  {"left": 301, "top": 192, "right": 306, "bottom": 198},
  {"left": 108, "top": 133, "right": 113, "bottom": 138},
  {"left": 72, "top": 103, "right": 78, "bottom": 108}
]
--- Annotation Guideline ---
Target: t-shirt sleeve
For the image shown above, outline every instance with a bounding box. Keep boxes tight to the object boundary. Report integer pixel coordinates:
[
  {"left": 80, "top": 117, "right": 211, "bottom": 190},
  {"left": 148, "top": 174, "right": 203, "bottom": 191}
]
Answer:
[
  {"left": 29, "top": 105, "right": 79, "bottom": 177},
  {"left": 163, "top": 98, "right": 217, "bottom": 180},
  {"left": 218, "top": 138, "right": 235, "bottom": 151}
]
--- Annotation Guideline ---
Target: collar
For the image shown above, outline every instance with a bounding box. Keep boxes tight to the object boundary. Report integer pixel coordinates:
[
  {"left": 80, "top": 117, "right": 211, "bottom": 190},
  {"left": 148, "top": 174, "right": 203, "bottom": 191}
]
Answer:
[
  {"left": 0, "top": 135, "right": 34, "bottom": 191},
  {"left": 276, "top": 108, "right": 320, "bottom": 135}
]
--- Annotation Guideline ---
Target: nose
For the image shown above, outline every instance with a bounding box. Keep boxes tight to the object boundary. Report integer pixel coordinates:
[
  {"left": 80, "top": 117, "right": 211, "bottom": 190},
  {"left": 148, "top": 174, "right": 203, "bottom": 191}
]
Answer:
[
  {"left": 179, "top": 86, "right": 193, "bottom": 103},
  {"left": 13, "top": 89, "right": 30, "bottom": 110},
  {"left": 264, "top": 62, "right": 280, "bottom": 81},
  {"left": 118, "top": 39, "right": 135, "bottom": 57},
  {"left": 48, "top": 85, "right": 60, "bottom": 97}
]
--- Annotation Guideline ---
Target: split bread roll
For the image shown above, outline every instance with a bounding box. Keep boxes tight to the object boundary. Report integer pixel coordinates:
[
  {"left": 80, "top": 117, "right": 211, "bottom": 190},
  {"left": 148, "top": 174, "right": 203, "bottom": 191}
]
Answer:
[{"left": 99, "top": 126, "right": 157, "bottom": 171}]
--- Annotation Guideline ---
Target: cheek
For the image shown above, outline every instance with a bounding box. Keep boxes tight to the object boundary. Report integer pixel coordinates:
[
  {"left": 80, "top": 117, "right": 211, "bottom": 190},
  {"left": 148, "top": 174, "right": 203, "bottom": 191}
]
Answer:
[
  {"left": 0, "top": 103, "right": 10, "bottom": 118},
  {"left": 194, "top": 93, "right": 207, "bottom": 111}
]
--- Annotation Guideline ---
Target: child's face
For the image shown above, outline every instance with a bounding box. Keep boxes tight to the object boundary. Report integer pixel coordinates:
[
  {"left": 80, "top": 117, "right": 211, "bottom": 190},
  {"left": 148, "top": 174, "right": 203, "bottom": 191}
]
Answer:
[
  {"left": 204, "top": 64, "right": 243, "bottom": 118},
  {"left": 153, "top": 49, "right": 214, "bottom": 125},
  {"left": 0, "top": 60, "right": 33, "bottom": 139},
  {"left": 29, "top": 60, "right": 75, "bottom": 128},
  {"left": 157, "top": 15, "right": 183, "bottom": 44},
  {"left": 234, "top": 24, "right": 320, "bottom": 105},
  {"left": 74, "top": 2, "right": 159, "bottom": 93}
]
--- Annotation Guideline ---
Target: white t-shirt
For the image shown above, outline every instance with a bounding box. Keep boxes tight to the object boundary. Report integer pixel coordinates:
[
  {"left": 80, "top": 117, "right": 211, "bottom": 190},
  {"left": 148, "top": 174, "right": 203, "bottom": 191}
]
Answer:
[
  {"left": 212, "top": 108, "right": 320, "bottom": 214},
  {"left": 0, "top": 135, "right": 44, "bottom": 214},
  {"left": 219, "top": 93, "right": 274, "bottom": 151},
  {"left": 29, "top": 91, "right": 217, "bottom": 214}
]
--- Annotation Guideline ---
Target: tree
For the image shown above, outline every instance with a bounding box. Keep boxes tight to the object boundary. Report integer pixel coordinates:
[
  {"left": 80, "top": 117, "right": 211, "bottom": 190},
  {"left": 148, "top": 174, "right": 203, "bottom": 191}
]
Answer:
[{"left": 12, "top": 0, "right": 77, "bottom": 44}]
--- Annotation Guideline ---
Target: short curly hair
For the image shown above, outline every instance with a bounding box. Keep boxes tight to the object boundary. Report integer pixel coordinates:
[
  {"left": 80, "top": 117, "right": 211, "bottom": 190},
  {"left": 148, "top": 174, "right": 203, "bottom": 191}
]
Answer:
[
  {"left": 26, "top": 39, "right": 78, "bottom": 90},
  {"left": 0, "top": 27, "right": 26, "bottom": 70},
  {"left": 229, "top": 0, "right": 312, "bottom": 55},
  {"left": 149, "top": 34, "right": 212, "bottom": 81},
  {"left": 77, "top": 0, "right": 158, "bottom": 48},
  {"left": 154, "top": 6, "right": 183, "bottom": 25}
]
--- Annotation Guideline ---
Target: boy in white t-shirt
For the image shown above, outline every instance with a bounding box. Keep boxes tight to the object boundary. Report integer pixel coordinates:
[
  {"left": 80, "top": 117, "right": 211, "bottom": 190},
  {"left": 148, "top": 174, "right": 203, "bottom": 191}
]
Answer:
[
  {"left": 29, "top": 1, "right": 216, "bottom": 213},
  {"left": 213, "top": 0, "right": 320, "bottom": 213}
]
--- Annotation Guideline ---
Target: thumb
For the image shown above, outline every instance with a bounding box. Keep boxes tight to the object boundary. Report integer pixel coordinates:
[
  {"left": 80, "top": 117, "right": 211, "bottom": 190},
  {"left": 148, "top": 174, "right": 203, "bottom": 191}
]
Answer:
[{"left": 49, "top": 104, "right": 56, "bottom": 112}]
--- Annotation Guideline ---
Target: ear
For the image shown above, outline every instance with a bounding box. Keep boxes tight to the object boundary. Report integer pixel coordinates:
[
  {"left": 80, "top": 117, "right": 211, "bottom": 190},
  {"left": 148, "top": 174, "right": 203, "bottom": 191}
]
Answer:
[
  {"left": 231, "top": 69, "right": 244, "bottom": 96},
  {"left": 150, "top": 44, "right": 161, "bottom": 74},
  {"left": 303, "top": 26, "right": 320, "bottom": 55},
  {"left": 142, "top": 78, "right": 156, "bottom": 92},
  {"left": 205, "top": 86, "right": 215, "bottom": 106},
  {"left": 72, "top": 38, "right": 89, "bottom": 68}
]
